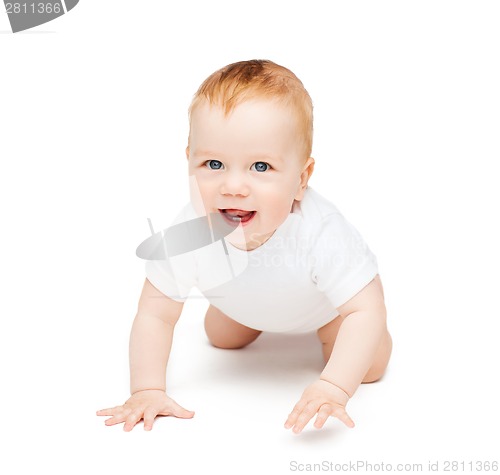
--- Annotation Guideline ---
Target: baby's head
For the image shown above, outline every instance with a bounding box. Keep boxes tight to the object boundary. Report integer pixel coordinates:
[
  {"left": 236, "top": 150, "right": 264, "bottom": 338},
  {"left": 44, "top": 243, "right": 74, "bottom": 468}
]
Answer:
[
  {"left": 188, "top": 59, "right": 313, "bottom": 161},
  {"left": 186, "top": 59, "right": 315, "bottom": 250}
]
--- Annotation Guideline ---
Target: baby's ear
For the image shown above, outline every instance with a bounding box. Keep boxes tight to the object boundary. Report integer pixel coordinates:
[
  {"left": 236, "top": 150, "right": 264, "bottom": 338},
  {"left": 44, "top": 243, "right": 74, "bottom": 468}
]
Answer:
[
  {"left": 185, "top": 147, "right": 190, "bottom": 160},
  {"left": 295, "top": 157, "right": 315, "bottom": 200}
]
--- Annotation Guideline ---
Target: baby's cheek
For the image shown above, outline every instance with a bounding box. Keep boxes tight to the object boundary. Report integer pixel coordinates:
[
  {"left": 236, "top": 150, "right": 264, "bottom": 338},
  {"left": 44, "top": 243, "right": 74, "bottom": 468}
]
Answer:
[
  {"left": 189, "top": 176, "right": 210, "bottom": 216},
  {"left": 263, "top": 204, "right": 290, "bottom": 231}
]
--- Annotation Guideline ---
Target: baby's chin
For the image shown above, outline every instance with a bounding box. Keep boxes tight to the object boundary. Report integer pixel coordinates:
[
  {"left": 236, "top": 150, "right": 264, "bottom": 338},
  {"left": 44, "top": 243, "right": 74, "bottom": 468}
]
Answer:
[{"left": 227, "top": 228, "right": 277, "bottom": 251}]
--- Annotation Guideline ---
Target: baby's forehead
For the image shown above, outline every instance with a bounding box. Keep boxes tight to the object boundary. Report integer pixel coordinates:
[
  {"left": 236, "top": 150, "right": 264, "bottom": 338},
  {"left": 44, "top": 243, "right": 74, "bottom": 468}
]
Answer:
[
  {"left": 189, "top": 98, "right": 309, "bottom": 160},
  {"left": 192, "top": 99, "right": 303, "bottom": 139}
]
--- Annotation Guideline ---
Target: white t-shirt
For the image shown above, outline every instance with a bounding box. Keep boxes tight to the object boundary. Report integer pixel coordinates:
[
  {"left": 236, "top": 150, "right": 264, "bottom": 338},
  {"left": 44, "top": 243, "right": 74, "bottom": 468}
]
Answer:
[{"left": 145, "top": 187, "right": 378, "bottom": 334}]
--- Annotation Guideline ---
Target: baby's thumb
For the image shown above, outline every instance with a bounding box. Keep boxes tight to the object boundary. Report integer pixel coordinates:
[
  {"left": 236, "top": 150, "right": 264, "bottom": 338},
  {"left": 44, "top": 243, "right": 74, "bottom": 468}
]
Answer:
[{"left": 172, "top": 402, "right": 195, "bottom": 419}]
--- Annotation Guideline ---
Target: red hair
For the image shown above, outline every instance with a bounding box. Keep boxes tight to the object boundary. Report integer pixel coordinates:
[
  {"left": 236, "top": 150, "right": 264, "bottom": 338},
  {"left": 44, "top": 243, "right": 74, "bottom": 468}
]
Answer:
[{"left": 188, "top": 60, "right": 313, "bottom": 160}]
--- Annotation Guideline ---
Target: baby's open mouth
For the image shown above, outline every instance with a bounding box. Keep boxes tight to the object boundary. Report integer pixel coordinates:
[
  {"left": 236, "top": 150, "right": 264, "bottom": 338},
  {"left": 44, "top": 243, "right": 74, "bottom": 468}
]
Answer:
[{"left": 219, "top": 209, "right": 256, "bottom": 225}]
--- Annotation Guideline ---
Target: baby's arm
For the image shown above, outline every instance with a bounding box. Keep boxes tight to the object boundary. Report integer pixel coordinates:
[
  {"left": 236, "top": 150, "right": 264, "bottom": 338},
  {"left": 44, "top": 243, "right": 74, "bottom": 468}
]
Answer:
[
  {"left": 285, "top": 277, "right": 387, "bottom": 433},
  {"left": 96, "top": 278, "right": 194, "bottom": 431}
]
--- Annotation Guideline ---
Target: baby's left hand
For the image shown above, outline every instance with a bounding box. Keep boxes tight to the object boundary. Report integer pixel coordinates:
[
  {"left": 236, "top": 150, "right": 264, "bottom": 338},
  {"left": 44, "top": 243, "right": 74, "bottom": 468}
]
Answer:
[{"left": 284, "top": 379, "right": 355, "bottom": 434}]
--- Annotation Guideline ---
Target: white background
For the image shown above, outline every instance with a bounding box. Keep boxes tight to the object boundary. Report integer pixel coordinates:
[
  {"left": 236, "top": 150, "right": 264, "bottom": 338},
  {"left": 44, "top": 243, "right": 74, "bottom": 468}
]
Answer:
[{"left": 1, "top": 1, "right": 499, "bottom": 474}]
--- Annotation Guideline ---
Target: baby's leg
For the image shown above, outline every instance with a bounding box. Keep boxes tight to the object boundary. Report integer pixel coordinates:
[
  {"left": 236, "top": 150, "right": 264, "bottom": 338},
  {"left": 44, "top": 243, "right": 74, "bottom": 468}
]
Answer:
[
  {"left": 204, "top": 304, "right": 262, "bottom": 349},
  {"left": 317, "top": 316, "right": 392, "bottom": 383}
]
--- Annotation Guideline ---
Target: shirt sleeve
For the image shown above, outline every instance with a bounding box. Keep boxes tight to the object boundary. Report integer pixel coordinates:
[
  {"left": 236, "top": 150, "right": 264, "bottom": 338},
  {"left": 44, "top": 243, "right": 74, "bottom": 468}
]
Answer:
[
  {"left": 143, "top": 203, "right": 199, "bottom": 302},
  {"left": 310, "top": 212, "right": 378, "bottom": 309}
]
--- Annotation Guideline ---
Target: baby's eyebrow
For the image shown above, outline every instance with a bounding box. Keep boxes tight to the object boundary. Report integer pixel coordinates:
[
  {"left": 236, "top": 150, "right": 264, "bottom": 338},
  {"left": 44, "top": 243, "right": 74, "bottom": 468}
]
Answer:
[
  {"left": 191, "top": 150, "right": 282, "bottom": 163},
  {"left": 191, "top": 150, "right": 221, "bottom": 159},
  {"left": 250, "top": 154, "right": 282, "bottom": 162}
]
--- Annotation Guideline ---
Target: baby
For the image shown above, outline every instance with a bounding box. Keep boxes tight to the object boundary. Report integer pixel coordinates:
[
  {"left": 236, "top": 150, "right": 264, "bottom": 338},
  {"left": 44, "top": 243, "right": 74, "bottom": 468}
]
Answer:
[{"left": 97, "top": 59, "right": 393, "bottom": 434}]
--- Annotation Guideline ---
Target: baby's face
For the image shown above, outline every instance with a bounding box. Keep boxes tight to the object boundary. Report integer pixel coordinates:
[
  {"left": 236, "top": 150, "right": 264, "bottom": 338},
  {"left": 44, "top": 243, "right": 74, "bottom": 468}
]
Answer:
[{"left": 187, "top": 99, "right": 314, "bottom": 250}]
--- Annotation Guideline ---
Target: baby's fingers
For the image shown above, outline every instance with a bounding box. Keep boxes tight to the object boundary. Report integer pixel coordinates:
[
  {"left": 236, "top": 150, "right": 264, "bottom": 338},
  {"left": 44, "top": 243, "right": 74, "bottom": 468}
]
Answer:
[
  {"left": 334, "top": 406, "right": 355, "bottom": 428},
  {"left": 123, "top": 408, "right": 146, "bottom": 432},
  {"left": 97, "top": 406, "right": 132, "bottom": 427},
  {"left": 143, "top": 407, "right": 158, "bottom": 431},
  {"left": 287, "top": 401, "right": 318, "bottom": 434},
  {"left": 284, "top": 399, "right": 307, "bottom": 430},
  {"left": 314, "top": 404, "right": 355, "bottom": 429},
  {"left": 103, "top": 408, "right": 133, "bottom": 427},
  {"left": 313, "top": 404, "right": 332, "bottom": 429},
  {"left": 96, "top": 406, "right": 123, "bottom": 417},
  {"left": 167, "top": 400, "right": 195, "bottom": 419}
]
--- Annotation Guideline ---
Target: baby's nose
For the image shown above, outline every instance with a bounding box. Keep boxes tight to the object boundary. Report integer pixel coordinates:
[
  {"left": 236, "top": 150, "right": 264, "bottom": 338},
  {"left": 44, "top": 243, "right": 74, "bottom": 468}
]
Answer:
[{"left": 220, "top": 171, "right": 250, "bottom": 196}]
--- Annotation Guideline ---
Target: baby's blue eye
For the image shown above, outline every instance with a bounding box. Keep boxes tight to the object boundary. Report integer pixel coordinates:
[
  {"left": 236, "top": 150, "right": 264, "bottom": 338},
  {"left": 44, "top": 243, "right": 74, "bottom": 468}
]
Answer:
[
  {"left": 252, "top": 161, "right": 270, "bottom": 172},
  {"left": 206, "top": 160, "right": 223, "bottom": 170}
]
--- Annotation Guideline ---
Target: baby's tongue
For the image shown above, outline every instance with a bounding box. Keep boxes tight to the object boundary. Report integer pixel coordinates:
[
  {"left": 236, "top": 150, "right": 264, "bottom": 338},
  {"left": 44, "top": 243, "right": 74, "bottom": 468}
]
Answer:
[{"left": 226, "top": 209, "right": 251, "bottom": 217}]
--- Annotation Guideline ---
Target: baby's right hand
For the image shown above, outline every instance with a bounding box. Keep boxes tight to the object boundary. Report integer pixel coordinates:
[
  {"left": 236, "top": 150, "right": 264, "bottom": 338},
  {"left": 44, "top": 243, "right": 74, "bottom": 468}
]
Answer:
[{"left": 96, "top": 389, "right": 195, "bottom": 431}]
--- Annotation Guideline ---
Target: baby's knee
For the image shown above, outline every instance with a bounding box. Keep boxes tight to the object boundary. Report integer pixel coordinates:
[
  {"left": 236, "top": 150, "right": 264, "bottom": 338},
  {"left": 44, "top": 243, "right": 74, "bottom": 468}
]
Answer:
[
  {"left": 204, "top": 305, "right": 261, "bottom": 349},
  {"left": 205, "top": 324, "right": 247, "bottom": 349},
  {"left": 362, "top": 331, "right": 393, "bottom": 384},
  {"left": 205, "top": 329, "right": 261, "bottom": 350},
  {"left": 362, "top": 365, "right": 386, "bottom": 384},
  {"left": 207, "top": 336, "right": 248, "bottom": 350}
]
